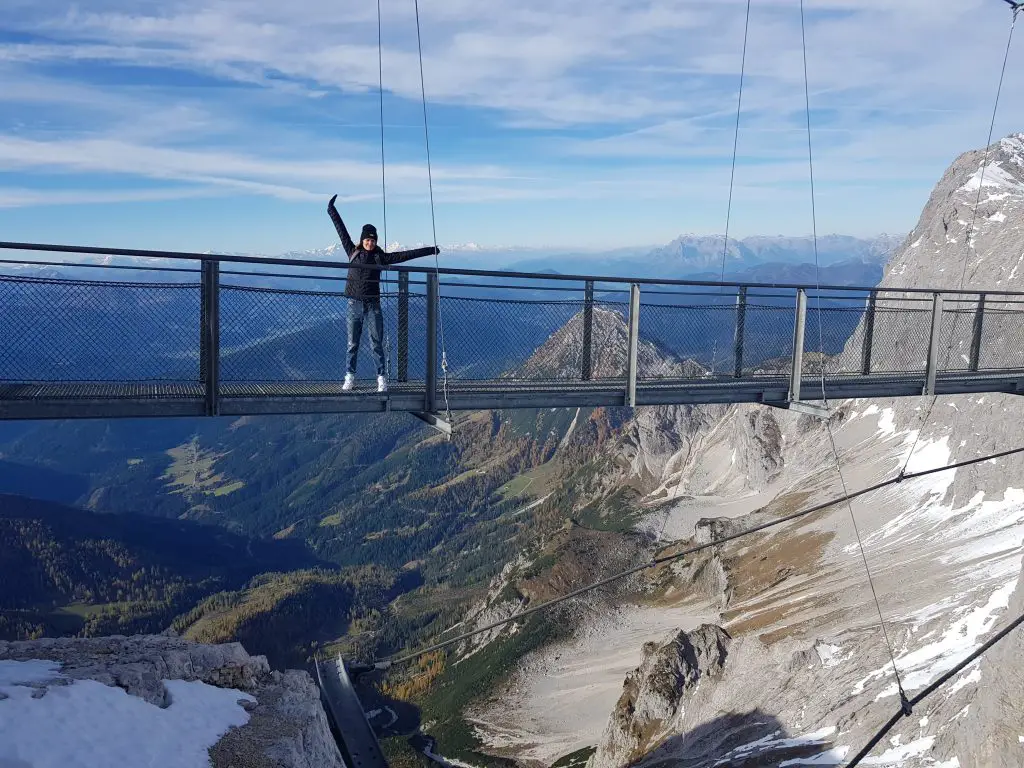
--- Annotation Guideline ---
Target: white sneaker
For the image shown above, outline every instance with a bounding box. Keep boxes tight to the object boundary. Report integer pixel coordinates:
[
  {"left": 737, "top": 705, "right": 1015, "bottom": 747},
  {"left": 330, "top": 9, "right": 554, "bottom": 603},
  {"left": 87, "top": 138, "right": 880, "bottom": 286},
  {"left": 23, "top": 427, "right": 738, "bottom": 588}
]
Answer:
[
  {"left": 377, "top": 375, "right": 388, "bottom": 393},
  {"left": 342, "top": 373, "right": 355, "bottom": 391}
]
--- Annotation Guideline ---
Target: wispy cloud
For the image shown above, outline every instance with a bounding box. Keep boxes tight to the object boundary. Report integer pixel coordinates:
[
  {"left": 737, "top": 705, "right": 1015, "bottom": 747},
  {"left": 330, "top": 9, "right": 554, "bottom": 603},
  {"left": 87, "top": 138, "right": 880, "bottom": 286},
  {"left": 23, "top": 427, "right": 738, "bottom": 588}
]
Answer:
[{"left": 0, "top": 0, "right": 1021, "bottom": 249}]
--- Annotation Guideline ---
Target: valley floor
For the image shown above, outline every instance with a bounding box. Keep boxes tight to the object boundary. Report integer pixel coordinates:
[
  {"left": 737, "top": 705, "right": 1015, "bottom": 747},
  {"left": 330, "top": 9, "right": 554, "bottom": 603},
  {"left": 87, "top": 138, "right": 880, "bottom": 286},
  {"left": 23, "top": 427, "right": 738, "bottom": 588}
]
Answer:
[{"left": 468, "top": 598, "right": 718, "bottom": 765}]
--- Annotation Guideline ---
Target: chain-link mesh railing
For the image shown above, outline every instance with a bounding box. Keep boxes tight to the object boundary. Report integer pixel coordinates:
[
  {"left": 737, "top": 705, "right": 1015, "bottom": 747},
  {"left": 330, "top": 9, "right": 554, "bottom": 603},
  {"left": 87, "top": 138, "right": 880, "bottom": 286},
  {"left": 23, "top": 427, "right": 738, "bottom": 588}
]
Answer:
[
  {"left": 0, "top": 275, "right": 200, "bottom": 382},
  {"left": 639, "top": 297, "right": 737, "bottom": 379},
  {"left": 743, "top": 299, "right": 797, "bottom": 377},
  {"left": 802, "top": 298, "right": 869, "bottom": 378},
  {"left": 220, "top": 283, "right": 429, "bottom": 384},
  {"left": 861, "top": 299, "right": 934, "bottom": 375},
  {"left": 7, "top": 260, "right": 1024, "bottom": 402},
  {"left": 439, "top": 295, "right": 601, "bottom": 382},
  {"left": 976, "top": 300, "right": 1024, "bottom": 371},
  {"left": 937, "top": 300, "right": 980, "bottom": 373}
]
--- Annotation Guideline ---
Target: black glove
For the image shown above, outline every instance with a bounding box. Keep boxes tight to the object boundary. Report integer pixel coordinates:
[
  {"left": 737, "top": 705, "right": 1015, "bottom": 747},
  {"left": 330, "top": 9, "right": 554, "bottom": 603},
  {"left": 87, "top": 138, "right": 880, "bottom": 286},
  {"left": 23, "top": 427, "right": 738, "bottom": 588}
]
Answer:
[
  {"left": 434, "top": 246, "right": 441, "bottom": 255},
  {"left": 328, "top": 194, "right": 337, "bottom": 208}
]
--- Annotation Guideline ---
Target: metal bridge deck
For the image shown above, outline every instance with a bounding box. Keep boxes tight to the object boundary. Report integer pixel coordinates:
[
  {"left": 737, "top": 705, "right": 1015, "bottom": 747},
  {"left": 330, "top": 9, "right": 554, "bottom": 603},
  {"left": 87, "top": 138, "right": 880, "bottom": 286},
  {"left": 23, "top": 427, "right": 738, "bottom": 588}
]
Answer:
[{"left": 2, "top": 372, "right": 1022, "bottom": 420}]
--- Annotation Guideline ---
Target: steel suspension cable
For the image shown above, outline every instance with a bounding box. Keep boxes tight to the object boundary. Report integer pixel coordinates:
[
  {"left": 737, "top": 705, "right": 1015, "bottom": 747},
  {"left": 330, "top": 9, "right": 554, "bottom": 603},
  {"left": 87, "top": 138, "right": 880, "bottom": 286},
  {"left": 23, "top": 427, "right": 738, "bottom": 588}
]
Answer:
[
  {"left": 846, "top": 604, "right": 1024, "bottom": 766},
  {"left": 709, "top": 0, "right": 752, "bottom": 378},
  {"left": 377, "top": 0, "right": 388, "bottom": 251},
  {"left": 845, "top": 5, "right": 1024, "bottom": 762},
  {"left": 412, "top": 0, "right": 453, "bottom": 428},
  {"left": 377, "top": 0, "right": 392, "bottom": 381},
  {"left": 899, "top": 1, "right": 1020, "bottom": 480},
  {"left": 365, "top": 442, "right": 1024, "bottom": 670},
  {"left": 800, "top": 0, "right": 907, "bottom": 706}
]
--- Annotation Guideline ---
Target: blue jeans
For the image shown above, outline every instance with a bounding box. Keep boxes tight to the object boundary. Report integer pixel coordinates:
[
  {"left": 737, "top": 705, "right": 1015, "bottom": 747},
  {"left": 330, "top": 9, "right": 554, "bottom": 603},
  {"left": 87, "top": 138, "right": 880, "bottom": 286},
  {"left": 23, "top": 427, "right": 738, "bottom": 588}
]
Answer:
[{"left": 347, "top": 299, "right": 385, "bottom": 376}]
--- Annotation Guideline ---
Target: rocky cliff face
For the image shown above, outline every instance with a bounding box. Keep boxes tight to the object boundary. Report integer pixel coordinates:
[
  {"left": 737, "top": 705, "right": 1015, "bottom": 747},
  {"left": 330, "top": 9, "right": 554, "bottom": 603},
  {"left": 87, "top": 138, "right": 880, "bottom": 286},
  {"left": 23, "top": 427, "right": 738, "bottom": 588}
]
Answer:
[
  {"left": 471, "top": 132, "right": 1024, "bottom": 768},
  {"left": 885, "top": 133, "right": 1024, "bottom": 292},
  {"left": 0, "top": 635, "right": 344, "bottom": 768},
  {"left": 590, "top": 625, "right": 730, "bottom": 767}
]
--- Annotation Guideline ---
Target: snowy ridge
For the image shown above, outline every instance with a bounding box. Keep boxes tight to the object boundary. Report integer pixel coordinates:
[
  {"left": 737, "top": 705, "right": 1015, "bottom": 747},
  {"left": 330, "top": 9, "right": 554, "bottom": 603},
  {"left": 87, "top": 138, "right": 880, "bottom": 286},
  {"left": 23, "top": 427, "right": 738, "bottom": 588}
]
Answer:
[
  {"left": 0, "top": 658, "right": 255, "bottom": 768},
  {"left": 0, "top": 636, "right": 343, "bottom": 768}
]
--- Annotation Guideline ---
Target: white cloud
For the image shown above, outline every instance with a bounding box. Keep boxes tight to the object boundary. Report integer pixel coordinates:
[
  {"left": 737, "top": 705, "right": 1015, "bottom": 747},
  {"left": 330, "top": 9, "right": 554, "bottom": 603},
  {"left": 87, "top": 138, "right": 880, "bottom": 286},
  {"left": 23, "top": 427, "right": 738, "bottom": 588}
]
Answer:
[{"left": 0, "top": 0, "right": 1021, "bottom": 243}]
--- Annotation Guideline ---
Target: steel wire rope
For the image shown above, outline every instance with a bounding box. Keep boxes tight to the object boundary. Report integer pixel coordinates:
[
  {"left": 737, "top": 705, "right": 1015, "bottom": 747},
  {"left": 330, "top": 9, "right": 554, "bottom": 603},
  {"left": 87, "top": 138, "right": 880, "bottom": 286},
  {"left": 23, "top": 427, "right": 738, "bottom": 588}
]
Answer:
[
  {"left": 376, "top": 0, "right": 394, "bottom": 384},
  {"left": 799, "top": 0, "right": 908, "bottom": 707},
  {"left": 845, "top": 4, "right": 1024, "bottom": 761},
  {"left": 413, "top": 0, "right": 453, "bottom": 429},
  {"left": 845, "top": 600, "right": 1024, "bottom": 766},
  {"left": 898, "top": 1, "right": 1020, "bottom": 480},
  {"left": 363, "top": 442, "right": 1024, "bottom": 670},
  {"left": 708, "top": 0, "right": 752, "bottom": 380}
]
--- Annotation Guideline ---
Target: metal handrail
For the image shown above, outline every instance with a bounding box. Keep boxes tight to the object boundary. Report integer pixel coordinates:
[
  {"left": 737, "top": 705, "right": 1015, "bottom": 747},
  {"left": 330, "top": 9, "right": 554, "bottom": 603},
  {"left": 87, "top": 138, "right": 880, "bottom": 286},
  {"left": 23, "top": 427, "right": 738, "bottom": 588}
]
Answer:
[{"left": 4, "top": 240, "right": 1024, "bottom": 296}]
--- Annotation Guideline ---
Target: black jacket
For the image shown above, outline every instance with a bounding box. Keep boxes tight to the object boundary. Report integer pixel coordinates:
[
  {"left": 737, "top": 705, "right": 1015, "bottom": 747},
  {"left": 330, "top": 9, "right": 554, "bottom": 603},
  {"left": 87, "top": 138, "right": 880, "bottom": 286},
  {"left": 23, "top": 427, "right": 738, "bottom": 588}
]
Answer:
[{"left": 328, "top": 199, "right": 438, "bottom": 300}]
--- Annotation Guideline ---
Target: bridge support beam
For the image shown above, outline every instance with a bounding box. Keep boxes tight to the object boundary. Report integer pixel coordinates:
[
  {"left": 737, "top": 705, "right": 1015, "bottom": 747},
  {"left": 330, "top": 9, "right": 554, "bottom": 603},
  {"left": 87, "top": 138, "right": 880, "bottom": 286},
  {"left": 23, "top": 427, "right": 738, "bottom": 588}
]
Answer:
[
  {"left": 410, "top": 411, "right": 452, "bottom": 436},
  {"left": 789, "top": 289, "right": 807, "bottom": 403},
  {"left": 200, "top": 260, "right": 220, "bottom": 417},
  {"left": 314, "top": 656, "right": 389, "bottom": 768},
  {"left": 425, "top": 273, "right": 438, "bottom": 413},
  {"left": 764, "top": 399, "right": 831, "bottom": 419},
  {"left": 626, "top": 283, "right": 640, "bottom": 407},
  {"left": 582, "top": 280, "right": 594, "bottom": 381},
  {"left": 733, "top": 287, "right": 747, "bottom": 378},
  {"left": 969, "top": 293, "right": 986, "bottom": 372},
  {"left": 924, "top": 292, "right": 944, "bottom": 396},
  {"left": 398, "top": 272, "right": 409, "bottom": 383}
]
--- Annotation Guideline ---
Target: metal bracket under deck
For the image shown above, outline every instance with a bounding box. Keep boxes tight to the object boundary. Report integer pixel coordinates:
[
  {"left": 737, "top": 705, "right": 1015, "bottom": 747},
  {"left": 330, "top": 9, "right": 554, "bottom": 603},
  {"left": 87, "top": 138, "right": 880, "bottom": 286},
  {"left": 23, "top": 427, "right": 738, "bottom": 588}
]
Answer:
[
  {"left": 410, "top": 411, "right": 453, "bottom": 436},
  {"left": 764, "top": 399, "right": 832, "bottom": 420}
]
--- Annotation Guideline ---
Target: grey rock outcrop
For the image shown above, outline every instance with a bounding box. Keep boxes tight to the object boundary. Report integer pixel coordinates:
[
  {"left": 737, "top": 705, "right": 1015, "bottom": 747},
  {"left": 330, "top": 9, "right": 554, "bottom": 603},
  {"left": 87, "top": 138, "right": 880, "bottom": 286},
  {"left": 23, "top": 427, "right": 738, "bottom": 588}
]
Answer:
[
  {"left": 0, "top": 635, "right": 344, "bottom": 768},
  {"left": 589, "top": 625, "right": 730, "bottom": 768}
]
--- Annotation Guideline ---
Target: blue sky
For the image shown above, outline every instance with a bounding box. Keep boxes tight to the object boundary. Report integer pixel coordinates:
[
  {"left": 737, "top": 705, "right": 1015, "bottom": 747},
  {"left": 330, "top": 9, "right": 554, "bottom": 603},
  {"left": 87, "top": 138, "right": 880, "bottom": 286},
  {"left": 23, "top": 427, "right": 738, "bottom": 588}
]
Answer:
[{"left": 0, "top": 0, "right": 1022, "bottom": 255}]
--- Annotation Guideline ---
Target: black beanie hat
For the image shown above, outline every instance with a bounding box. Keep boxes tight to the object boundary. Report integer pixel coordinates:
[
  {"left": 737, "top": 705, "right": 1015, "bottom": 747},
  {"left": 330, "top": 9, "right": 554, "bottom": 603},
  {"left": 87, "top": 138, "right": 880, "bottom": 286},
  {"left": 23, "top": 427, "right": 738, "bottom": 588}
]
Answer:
[{"left": 360, "top": 224, "right": 378, "bottom": 242}]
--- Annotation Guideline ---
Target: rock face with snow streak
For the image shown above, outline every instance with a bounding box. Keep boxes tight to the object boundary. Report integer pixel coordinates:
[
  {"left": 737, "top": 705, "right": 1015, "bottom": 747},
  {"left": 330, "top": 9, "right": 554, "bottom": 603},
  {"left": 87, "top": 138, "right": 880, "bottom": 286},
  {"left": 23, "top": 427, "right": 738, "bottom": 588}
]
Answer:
[
  {"left": 589, "top": 625, "right": 730, "bottom": 768},
  {"left": 883, "top": 133, "right": 1024, "bottom": 293},
  {"left": 0, "top": 635, "right": 344, "bottom": 768},
  {"left": 625, "top": 133, "right": 1024, "bottom": 765},
  {"left": 947, "top": 561, "right": 1024, "bottom": 768},
  {"left": 470, "top": 133, "right": 1024, "bottom": 768},
  {"left": 831, "top": 132, "right": 1024, "bottom": 379}
]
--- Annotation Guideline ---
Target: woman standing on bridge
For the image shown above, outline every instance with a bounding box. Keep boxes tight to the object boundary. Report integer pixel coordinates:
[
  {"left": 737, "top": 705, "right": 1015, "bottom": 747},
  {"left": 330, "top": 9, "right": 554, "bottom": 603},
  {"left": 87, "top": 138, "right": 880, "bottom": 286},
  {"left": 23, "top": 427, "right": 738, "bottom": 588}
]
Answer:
[{"left": 328, "top": 195, "right": 439, "bottom": 392}]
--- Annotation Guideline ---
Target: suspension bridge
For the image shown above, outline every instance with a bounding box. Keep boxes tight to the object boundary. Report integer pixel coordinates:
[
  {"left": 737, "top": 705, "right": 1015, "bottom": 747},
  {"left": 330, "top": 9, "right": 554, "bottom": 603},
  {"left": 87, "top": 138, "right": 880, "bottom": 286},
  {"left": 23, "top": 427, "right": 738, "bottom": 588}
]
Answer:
[{"left": 2, "top": 241, "right": 1024, "bottom": 429}]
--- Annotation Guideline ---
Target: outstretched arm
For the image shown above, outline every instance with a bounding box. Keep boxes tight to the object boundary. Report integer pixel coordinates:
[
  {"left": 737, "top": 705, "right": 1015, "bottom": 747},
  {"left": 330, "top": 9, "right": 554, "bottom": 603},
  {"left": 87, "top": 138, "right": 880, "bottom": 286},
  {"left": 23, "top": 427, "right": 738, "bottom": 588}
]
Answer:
[
  {"left": 381, "top": 245, "right": 440, "bottom": 266},
  {"left": 327, "top": 194, "right": 357, "bottom": 257}
]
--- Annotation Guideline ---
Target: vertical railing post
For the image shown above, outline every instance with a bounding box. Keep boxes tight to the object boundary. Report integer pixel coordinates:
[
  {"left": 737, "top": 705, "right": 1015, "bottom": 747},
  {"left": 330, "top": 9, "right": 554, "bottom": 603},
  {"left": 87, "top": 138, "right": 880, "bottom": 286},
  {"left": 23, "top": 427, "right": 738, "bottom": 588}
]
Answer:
[
  {"left": 969, "top": 292, "right": 986, "bottom": 373},
  {"left": 924, "top": 292, "right": 944, "bottom": 396},
  {"left": 626, "top": 283, "right": 640, "bottom": 407},
  {"left": 789, "top": 289, "right": 807, "bottom": 402},
  {"left": 582, "top": 280, "right": 594, "bottom": 381},
  {"left": 398, "top": 272, "right": 410, "bottom": 383},
  {"left": 200, "top": 259, "right": 220, "bottom": 417},
  {"left": 861, "top": 290, "right": 877, "bottom": 376},
  {"left": 425, "top": 273, "right": 438, "bottom": 412},
  {"left": 733, "top": 286, "right": 747, "bottom": 379}
]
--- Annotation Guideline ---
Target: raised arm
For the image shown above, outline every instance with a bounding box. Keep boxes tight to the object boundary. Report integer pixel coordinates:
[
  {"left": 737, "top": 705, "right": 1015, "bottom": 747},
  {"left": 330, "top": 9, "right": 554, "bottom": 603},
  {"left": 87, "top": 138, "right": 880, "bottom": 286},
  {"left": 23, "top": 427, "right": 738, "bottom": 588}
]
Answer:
[
  {"left": 381, "top": 245, "right": 440, "bottom": 266},
  {"left": 327, "top": 194, "right": 357, "bottom": 257}
]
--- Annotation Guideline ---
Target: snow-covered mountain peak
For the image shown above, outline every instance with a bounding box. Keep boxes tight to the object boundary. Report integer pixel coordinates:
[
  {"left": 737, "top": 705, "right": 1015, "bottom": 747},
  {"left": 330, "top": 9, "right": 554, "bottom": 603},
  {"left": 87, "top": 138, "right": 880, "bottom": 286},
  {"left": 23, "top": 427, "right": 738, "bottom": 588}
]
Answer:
[{"left": 957, "top": 132, "right": 1024, "bottom": 198}]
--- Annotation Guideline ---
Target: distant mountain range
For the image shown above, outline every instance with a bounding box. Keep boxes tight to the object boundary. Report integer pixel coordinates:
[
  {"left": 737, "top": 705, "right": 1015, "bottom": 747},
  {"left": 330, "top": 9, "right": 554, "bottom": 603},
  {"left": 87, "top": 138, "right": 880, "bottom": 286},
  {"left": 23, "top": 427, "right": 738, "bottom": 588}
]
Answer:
[{"left": 501, "top": 233, "right": 901, "bottom": 279}]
